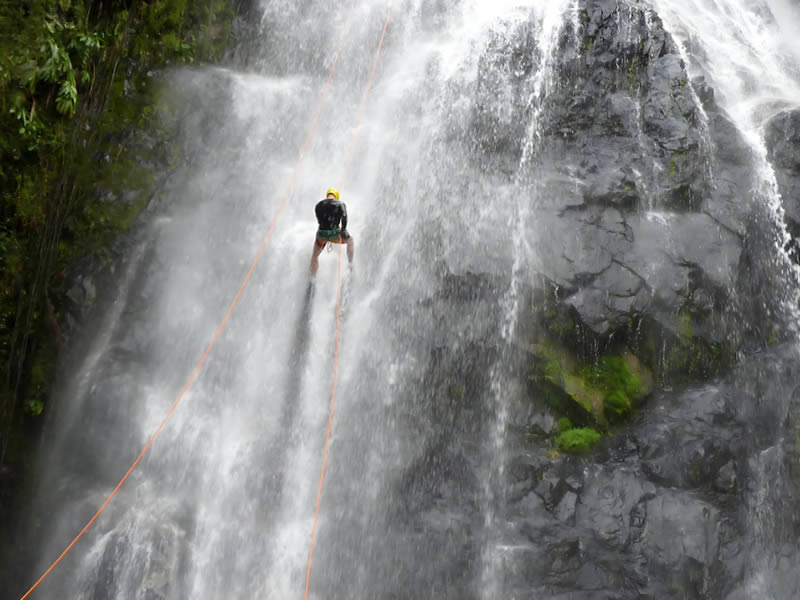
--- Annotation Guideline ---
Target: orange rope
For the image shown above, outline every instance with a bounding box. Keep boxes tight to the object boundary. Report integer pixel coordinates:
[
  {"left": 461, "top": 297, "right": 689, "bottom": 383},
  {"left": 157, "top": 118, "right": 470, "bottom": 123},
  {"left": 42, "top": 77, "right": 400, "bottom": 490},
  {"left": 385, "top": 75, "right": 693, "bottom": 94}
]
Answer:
[
  {"left": 304, "top": 8, "right": 391, "bottom": 600},
  {"left": 20, "top": 50, "right": 342, "bottom": 600},
  {"left": 339, "top": 9, "right": 393, "bottom": 187}
]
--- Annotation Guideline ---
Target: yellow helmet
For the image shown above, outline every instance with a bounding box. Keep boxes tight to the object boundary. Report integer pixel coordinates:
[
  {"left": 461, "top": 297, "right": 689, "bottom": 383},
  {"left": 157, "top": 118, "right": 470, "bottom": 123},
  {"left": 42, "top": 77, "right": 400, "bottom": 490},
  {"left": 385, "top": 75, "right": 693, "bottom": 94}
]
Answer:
[{"left": 326, "top": 188, "right": 340, "bottom": 201}]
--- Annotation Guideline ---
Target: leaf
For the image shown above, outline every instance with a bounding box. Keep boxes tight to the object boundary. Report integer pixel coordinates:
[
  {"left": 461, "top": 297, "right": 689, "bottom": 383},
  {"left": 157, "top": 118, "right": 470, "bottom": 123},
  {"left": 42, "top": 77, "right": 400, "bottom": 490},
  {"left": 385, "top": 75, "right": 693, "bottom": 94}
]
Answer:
[
  {"left": 56, "top": 77, "right": 78, "bottom": 116},
  {"left": 41, "top": 39, "right": 65, "bottom": 83}
]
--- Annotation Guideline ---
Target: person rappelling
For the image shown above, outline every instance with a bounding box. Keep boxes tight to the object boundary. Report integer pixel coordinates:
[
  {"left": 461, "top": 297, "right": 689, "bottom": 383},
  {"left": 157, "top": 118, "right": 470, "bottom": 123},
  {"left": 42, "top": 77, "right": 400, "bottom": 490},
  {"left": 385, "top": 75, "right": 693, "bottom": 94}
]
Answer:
[{"left": 310, "top": 188, "right": 354, "bottom": 276}]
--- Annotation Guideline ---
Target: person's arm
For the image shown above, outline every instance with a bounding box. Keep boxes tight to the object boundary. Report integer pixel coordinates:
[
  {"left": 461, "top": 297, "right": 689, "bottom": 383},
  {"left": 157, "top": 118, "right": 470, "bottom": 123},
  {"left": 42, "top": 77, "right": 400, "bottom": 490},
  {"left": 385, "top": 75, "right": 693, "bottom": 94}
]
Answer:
[
  {"left": 315, "top": 201, "right": 323, "bottom": 225},
  {"left": 340, "top": 202, "right": 348, "bottom": 231}
]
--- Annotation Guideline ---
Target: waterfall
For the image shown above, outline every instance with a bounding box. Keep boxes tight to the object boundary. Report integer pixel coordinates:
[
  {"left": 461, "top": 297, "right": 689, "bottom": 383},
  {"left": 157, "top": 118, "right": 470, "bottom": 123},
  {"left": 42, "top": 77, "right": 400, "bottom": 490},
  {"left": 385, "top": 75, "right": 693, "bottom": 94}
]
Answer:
[
  {"left": 12, "top": 0, "right": 800, "bottom": 598},
  {"left": 653, "top": 1, "right": 800, "bottom": 597},
  {"left": 16, "top": 2, "right": 577, "bottom": 598}
]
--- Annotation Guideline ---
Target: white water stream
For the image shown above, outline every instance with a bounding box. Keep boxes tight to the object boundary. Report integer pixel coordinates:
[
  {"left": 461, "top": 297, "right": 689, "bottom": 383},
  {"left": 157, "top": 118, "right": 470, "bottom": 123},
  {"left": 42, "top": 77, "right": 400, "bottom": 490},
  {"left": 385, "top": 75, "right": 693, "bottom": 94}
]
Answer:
[
  {"left": 653, "top": 0, "right": 800, "bottom": 597},
  {"left": 20, "top": 1, "right": 568, "bottom": 598},
  {"left": 15, "top": 0, "right": 800, "bottom": 598}
]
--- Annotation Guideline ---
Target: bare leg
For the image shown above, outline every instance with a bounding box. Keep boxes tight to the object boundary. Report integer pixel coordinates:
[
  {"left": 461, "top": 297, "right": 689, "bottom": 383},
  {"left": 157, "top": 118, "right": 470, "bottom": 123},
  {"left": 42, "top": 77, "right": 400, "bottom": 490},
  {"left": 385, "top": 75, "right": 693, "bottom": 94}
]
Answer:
[
  {"left": 310, "top": 238, "right": 325, "bottom": 276},
  {"left": 346, "top": 237, "right": 354, "bottom": 263}
]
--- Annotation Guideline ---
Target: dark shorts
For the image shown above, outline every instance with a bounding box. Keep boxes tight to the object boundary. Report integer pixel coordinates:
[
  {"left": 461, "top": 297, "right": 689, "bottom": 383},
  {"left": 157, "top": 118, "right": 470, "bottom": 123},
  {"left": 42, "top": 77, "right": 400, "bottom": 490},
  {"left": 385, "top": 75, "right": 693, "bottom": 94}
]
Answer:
[{"left": 316, "top": 229, "right": 350, "bottom": 243}]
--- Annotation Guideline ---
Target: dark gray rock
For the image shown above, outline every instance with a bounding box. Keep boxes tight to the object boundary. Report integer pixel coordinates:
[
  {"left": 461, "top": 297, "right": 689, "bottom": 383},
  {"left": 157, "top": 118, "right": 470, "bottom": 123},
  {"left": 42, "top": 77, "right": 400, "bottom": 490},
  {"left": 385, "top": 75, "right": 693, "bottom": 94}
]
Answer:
[
  {"left": 765, "top": 108, "right": 800, "bottom": 259},
  {"left": 643, "top": 490, "right": 720, "bottom": 564},
  {"left": 534, "top": 207, "right": 740, "bottom": 337},
  {"left": 466, "top": 0, "right": 792, "bottom": 363},
  {"left": 473, "top": 0, "right": 756, "bottom": 350},
  {"left": 556, "top": 490, "right": 579, "bottom": 523},
  {"left": 714, "top": 460, "right": 737, "bottom": 494},
  {"left": 633, "top": 386, "right": 738, "bottom": 489},
  {"left": 765, "top": 108, "right": 800, "bottom": 175},
  {"left": 575, "top": 466, "right": 656, "bottom": 550},
  {"left": 499, "top": 343, "right": 800, "bottom": 598}
]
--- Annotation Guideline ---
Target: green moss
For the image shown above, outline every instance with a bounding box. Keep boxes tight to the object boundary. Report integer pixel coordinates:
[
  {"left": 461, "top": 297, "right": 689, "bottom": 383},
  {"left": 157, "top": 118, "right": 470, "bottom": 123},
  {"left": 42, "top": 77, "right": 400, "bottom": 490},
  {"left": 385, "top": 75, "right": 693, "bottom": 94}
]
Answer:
[
  {"left": 449, "top": 382, "right": 465, "bottom": 402},
  {"left": 585, "top": 38, "right": 595, "bottom": 51},
  {"left": 563, "top": 372, "right": 604, "bottom": 417},
  {"left": 540, "top": 381, "right": 568, "bottom": 413},
  {"left": 626, "top": 56, "right": 641, "bottom": 91},
  {"left": 26, "top": 339, "right": 57, "bottom": 416},
  {"left": 587, "top": 354, "right": 651, "bottom": 423},
  {"left": 556, "top": 427, "right": 602, "bottom": 453},
  {"left": 687, "top": 459, "right": 704, "bottom": 485},
  {"left": 768, "top": 330, "right": 778, "bottom": 346},
  {"left": 558, "top": 417, "right": 573, "bottom": 432},
  {"left": 668, "top": 151, "right": 687, "bottom": 181},
  {"left": 528, "top": 338, "right": 652, "bottom": 428},
  {"left": 651, "top": 307, "right": 735, "bottom": 386},
  {"left": 603, "top": 389, "right": 632, "bottom": 421},
  {"left": 595, "top": 355, "right": 641, "bottom": 398},
  {"left": 542, "top": 305, "right": 577, "bottom": 345}
]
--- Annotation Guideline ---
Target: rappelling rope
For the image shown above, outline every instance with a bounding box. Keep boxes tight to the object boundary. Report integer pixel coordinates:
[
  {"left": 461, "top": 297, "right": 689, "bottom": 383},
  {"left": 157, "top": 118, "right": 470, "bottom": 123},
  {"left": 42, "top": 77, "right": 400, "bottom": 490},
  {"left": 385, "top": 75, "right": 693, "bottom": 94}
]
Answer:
[
  {"left": 20, "top": 7, "right": 391, "bottom": 600},
  {"left": 19, "top": 47, "right": 343, "bottom": 600},
  {"left": 304, "top": 8, "right": 391, "bottom": 600}
]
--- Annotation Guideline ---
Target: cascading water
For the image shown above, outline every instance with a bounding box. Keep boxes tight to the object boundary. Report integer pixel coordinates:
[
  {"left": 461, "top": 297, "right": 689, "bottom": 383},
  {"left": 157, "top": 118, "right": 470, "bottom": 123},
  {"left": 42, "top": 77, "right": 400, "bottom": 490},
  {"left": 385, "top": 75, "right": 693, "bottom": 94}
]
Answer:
[
  {"left": 654, "top": 0, "right": 800, "bottom": 319},
  {"left": 12, "top": 1, "right": 579, "bottom": 598},
  {"left": 652, "top": 1, "right": 800, "bottom": 597},
  {"left": 478, "top": 4, "right": 571, "bottom": 597},
  {"left": 9, "top": 0, "right": 800, "bottom": 599}
]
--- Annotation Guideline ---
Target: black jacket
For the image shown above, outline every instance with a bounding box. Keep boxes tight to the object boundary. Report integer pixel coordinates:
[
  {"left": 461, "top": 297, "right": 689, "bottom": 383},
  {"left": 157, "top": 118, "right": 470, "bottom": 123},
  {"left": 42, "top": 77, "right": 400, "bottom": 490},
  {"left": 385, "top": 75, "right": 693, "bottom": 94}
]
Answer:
[{"left": 315, "top": 198, "right": 348, "bottom": 231}]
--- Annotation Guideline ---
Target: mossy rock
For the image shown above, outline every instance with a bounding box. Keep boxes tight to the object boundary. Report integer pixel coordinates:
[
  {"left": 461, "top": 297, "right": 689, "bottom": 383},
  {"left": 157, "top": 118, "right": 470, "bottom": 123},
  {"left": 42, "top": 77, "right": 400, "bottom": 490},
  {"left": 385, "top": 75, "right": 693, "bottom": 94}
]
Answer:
[
  {"left": 538, "top": 303, "right": 579, "bottom": 348},
  {"left": 556, "top": 427, "right": 602, "bottom": 453},
  {"left": 604, "top": 389, "right": 631, "bottom": 421},
  {"left": 590, "top": 353, "right": 654, "bottom": 423},
  {"left": 527, "top": 339, "right": 653, "bottom": 427},
  {"left": 632, "top": 310, "right": 735, "bottom": 387},
  {"left": 562, "top": 371, "right": 604, "bottom": 418}
]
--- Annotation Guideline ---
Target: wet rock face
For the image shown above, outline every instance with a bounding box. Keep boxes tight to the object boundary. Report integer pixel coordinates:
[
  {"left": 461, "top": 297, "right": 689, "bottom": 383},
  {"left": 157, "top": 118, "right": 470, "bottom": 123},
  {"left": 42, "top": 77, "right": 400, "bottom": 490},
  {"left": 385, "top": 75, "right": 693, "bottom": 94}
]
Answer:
[
  {"left": 474, "top": 0, "right": 761, "bottom": 349},
  {"left": 765, "top": 108, "right": 800, "bottom": 254},
  {"left": 500, "top": 344, "right": 800, "bottom": 598},
  {"left": 535, "top": 0, "right": 753, "bottom": 343}
]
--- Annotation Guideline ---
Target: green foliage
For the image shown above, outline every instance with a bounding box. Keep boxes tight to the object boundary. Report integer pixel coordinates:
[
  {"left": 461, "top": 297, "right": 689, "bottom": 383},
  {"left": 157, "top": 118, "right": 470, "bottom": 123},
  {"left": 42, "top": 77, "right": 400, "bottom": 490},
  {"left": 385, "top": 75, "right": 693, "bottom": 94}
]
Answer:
[
  {"left": 542, "top": 305, "right": 577, "bottom": 344},
  {"left": 603, "top": 389, "right": 632, "bottom": 421},
  {"left": 556, "top": 427, "right": 602, "bottom": 453},
  {"left": 587, "top": 355, "right": 642, "bottom": 423},
  {"left": 0, "top": 0, "right": 235, "bottom": 460},
  {"left": 668, "top": 151, "right": 687, "bottom": 180},
  {"left": 595, "top": 355, "right": 641, "bottom": 399},
  {"left": 558, "top": 417, "right": 573, "bottom": 432},
  {"left": 652, "top": 309, "right": 734, "bottom": 385},
  {"left": 677, "top": 310, "right": 693, "bottom": 342},
  {"left": 626, "top": 56, "right": 641, "bottom": 92},
  {"left": 26, "top": 340, "right": 57, "bottom": 417},
  {"left": 528, "top": 332, "right": 652, "bottom": 430}
]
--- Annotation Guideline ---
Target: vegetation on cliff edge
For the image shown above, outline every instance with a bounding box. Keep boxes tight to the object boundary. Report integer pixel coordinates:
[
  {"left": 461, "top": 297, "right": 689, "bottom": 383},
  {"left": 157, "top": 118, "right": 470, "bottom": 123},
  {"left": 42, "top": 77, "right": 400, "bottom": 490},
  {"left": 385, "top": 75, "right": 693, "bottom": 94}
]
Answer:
[{"left": 0, "top": 0, "right": 235, "bottom": 463}]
